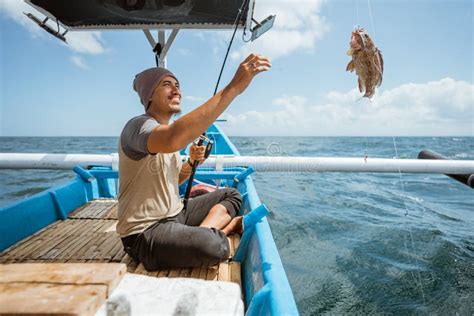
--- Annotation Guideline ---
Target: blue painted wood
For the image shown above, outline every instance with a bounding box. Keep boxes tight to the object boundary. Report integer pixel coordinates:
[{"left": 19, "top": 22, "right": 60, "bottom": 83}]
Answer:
[
  {"left": 234, "top": 204, "right": 269, "bottom": 262},
  {"left": 242, "top": 177, "right": 299, "bottom": 315},
  {"left": 0, "top": 124, "right": 300, "bottom": 315},
  {"left": 0, "top": 177, "right": 90, "bottom": 251},
  {"left": 246, "top": 284, "right": 271, "bottom": 316},
  {"left": 73, "top": 165, "right": 95, "bottom": 182}
]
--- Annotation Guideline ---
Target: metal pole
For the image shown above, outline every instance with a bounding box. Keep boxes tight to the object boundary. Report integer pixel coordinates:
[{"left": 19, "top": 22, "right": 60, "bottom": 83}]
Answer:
[{"left": 1, "top": 153, "right": 474, "bottom": 174}]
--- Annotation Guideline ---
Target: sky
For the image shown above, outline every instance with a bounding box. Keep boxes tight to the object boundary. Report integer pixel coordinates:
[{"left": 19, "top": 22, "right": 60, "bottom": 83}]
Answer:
[{"left": 0, "top": 0, "right": 473, "bottom": 137}]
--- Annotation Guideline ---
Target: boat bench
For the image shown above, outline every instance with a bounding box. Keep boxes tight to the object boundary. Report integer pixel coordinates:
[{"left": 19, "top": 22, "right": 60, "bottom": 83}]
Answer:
[{"left": 0, "top": 199, "right": 241, "bottom": 285}]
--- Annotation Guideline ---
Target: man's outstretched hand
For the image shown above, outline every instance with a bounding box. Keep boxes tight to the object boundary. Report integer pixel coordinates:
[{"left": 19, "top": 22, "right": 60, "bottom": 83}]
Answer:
[{"left": 229, "top": 54, "right": 271, "bottom": 95}]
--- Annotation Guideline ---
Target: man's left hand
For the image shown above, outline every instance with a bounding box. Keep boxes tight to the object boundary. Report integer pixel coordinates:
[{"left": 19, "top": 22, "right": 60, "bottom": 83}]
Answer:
[{"left": 189, "top": 144, "right": 206, "bottom": 165}]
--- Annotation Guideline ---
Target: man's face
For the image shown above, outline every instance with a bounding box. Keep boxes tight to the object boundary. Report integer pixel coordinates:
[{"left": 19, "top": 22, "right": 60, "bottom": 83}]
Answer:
[{"left": 149, "top": 76, "right": 181, "bottom": 114}]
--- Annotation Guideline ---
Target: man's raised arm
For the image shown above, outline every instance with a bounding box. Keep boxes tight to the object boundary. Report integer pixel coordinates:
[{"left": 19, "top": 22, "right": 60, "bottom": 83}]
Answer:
[{"left": 148, "top": 54, "right": 271, "bottom": 154}]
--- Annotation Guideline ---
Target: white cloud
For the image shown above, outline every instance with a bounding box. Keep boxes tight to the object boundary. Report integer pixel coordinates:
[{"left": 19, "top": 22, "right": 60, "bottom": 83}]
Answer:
[
  {"left": 177, "top": 48, "right": 192, "bottom": 56},
  {"left": 230, "top": 0, "right": 330, "bottom": 60},
  {"left": 180, "top": 95, "right": 206, "bottom": 113},
  {"left": 0, "top": 0, "right": 42, "bottom": 35},
  {"left": 0, "top": 1, "right": 106, "bottom": 55},
  {"left": 222, "top": 78, "right": 474, "bottom": 136},
  {"left": 70, "top": 55, "right": 89, "bottom": 70},
  {"left": 66, "top": 32, "right": 105, "bottom": 55},
  {"left": 183, "top": 95, "right": 205, "bottom": 103}
]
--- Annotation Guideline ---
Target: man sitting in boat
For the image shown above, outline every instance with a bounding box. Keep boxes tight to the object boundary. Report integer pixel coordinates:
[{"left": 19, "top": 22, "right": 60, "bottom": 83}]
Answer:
[{"left": 117, "top": 54, "right": 271, "bottom": 271}]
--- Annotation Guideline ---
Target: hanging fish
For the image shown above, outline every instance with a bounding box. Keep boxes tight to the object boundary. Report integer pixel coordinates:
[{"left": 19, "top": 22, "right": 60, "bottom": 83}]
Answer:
[{"left": 346, "top": 27, "right": 384, "bottom": 98}]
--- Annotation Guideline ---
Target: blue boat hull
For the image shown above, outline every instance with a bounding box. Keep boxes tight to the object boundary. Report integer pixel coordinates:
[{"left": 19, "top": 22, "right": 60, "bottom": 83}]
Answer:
[{"left": 0, "top": 124, "right": 298, "bottom": 315}]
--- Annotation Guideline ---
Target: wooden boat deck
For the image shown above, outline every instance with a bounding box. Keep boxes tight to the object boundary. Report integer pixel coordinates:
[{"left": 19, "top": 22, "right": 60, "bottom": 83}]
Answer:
[{"left": 0, "top": 199, "right": 241, "bottom": 285}]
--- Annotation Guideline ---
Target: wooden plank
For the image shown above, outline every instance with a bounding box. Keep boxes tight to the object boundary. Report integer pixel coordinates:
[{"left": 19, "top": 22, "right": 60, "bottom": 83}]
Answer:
[
  {"left": 228, "top": 236, "right": 235, "bottom": 258},
  {"left": 134, "top": 263, "right": 148, "bottom": 275},
  {"left": 93, "top": 202, "right": 110, "bottom": 218},
  {"left": 36, "top": 223, "right": 86, "bottom": 259},
  {"left": 157, "top": 269, "right": 169, "bottom": 278},
  {"left": 2, "top": 221, "right": 64, "bottom": 260},
  {"left": 99, "top": 221, "right": 117, "bottom": 233},
  {"left": 168, "top": 268, "right": 181, "bottom": 278},
  {"left": 233, "top": 234, "right": 241, "bottom": 252},
  {"left": 180, "top": 268, "right": 192, "bottom": 278},
  {"left": 206, "top": 265, "right": 218, "bottom": 281},
  {"left": 146, "top": 270, "right": 160, "bottom": 277},
  {"left": 1, "top": 221, "right": 63, "bottom": 258},
  {"left": 104, "top": 237, "right": 124, "bottom": 261},
  {"left": 27, "top": 220, "right": 98, "bottom": 259},
  {"left": 217, "top": 262, "right": 230, "bottom": 282},
  {"left": 120, "top": 254, "right": 138, "bottom": 273},
  {"left": 49, "top": 235, "right": 85, "bottom": 261},
  {"left": 111, "top": 244, "right": 127, "bottom": 262},
  {"left": 106, "top": 204, "right": 118, "bottom": 219},
  {"left": 0, "top": 283, "right": 107, "bottom": 315},
  {"left": 67, "top": 202, "right": 91, "bottom": 218},
  {"left": 229, "top": 261, "right": 242, "bottom": 287},
  {"left": 48, "top": 234, "right": 91, "bottom": 261},
  {"left": 60, "top": 221, "right": 108, "bottom": 260},
  {"left": 93, "top": 235, "right": 121, "bottom": 260},
  {"left": 190, "top": 266, "right": 201, "bottom": 279},
  {"left": 198, "top": 267, "right": 208, "bottom": 280},
  {"left": 60, "top": 233, "right": 97, "bottom": 261},
  {"left": 0, "top": 263, "right": 126, "bottom": 295},
  {"left": 79, "top": 233, "right": 110, "bottom": 260}
]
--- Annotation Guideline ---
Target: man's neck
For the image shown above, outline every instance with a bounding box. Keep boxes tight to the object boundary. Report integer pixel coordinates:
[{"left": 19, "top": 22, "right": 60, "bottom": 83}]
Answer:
[{"left": 146, "top": 110, "right": 171, "bottom": 125}]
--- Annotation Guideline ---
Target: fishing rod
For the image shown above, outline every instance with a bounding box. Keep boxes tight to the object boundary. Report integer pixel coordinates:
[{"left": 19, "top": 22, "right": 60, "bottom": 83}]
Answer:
[{"left": 182, "top": 0, "right": 250, "bottom": 209}]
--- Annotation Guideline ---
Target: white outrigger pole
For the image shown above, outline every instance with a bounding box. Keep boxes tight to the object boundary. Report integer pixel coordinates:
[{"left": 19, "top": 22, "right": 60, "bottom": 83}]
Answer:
[{"left": 1, "top": 153, "right": 473, "bottom": 175}]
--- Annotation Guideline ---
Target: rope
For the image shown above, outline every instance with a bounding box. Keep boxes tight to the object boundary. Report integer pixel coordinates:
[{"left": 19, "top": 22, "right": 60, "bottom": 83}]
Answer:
[
  {"left": 183, "top": 0, "right": 249, "bottom": 209},
  {"left": 392, "top": 136, "right": 427, "bottom": 304},
  {"left": 362, "top": 1, "right": 426, "bottom": 304},
  {"left": 355, "top": 0, "right": 360, "bottom": 27},
  {"left": 214, "top": 0, "right": 249, "bottom": 95},
  {"left": 367, "top": 0, "right": 376, "bottom": 39}
]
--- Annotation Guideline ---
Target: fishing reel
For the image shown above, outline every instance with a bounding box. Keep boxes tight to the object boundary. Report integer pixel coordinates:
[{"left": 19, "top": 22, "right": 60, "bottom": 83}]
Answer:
[{"left": 192, "top": 134, "right": 214, "bottom": 162}]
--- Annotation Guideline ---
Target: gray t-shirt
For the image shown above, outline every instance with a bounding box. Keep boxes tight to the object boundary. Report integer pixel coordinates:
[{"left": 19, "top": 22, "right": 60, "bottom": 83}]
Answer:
[
  {"left": 120, "top": 114, "right": 159, "bottom": 160},
  {"left": 117, "top": 114, "right": 183, "bottom": 237}
]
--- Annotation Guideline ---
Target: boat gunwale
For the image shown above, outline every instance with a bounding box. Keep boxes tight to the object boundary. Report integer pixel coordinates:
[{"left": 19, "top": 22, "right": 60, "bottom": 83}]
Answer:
[{"left": 0, "top": 124, "right": 299, "bottom": 315}]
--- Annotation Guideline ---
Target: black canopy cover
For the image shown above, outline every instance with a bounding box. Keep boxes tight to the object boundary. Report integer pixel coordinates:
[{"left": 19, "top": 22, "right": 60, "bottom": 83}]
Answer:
[{"left": 27, "top": 0, "right": 251, "bottom": 29}]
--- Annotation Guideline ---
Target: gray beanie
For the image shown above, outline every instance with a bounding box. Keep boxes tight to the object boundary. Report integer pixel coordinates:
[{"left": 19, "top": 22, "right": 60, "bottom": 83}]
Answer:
[{"left": 133, "top": 67, "right": 179, "bottom": 110}]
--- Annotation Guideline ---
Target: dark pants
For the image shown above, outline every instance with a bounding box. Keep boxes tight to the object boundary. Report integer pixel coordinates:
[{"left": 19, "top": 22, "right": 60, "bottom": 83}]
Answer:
[{"left": 121, "top": 188, "right": 242, "bottom": 271}]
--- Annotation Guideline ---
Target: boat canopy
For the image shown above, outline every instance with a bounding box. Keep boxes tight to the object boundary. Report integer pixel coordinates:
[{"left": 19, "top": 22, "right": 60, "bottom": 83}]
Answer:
[
  {"left": 25, "top": 0, "right": 272, "bottom": 67},
  {"left": 26, "top": 0, "right": 254, "bottom": 30}
]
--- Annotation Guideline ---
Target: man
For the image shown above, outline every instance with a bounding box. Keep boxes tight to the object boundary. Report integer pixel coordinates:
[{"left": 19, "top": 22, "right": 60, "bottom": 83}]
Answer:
[{"left": 117, "top": 54, "right": 271, "bottom": 271}]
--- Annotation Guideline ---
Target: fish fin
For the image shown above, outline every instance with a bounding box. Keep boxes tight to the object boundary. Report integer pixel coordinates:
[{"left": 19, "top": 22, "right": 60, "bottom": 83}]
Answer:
[
  {"left": 364, "top": 89, "right": 375, "bottom": 99},
  {"left": 377, "top": 49, "right": 384, "bottom": 87},
  {"left": 358, "top": 78, "right": 364, "bottom": 93},
  {"left": 378, "top": 49, "right": 384, "bottom": 74},
  {"left": 346, "top": 60, "right": 355, "bottom": 72}
]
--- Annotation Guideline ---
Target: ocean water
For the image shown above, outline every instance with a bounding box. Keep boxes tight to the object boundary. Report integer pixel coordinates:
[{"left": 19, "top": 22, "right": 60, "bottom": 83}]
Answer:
[{"left": 0, "top": 136, "right": 473, "bottom": 315}]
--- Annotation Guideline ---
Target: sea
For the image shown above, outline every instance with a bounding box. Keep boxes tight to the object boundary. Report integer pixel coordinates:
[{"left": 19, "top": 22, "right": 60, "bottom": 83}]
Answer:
[{"left": 0, "top": 136, "right": 473, "bottom": 315}]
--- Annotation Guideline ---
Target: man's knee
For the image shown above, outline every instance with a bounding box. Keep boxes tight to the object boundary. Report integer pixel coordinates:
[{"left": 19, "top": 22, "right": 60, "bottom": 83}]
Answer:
[
  {"left": 221, "top": 187, "right": 242, "bottom": 217},
  {"left": 202, "top": 231, "right": 230, "bottom": 264}
]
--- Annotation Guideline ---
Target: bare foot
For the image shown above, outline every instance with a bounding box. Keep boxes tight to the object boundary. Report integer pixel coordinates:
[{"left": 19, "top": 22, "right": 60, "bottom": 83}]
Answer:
[{"left": 222, "top": 216, "right": 243, "bottom": 236}]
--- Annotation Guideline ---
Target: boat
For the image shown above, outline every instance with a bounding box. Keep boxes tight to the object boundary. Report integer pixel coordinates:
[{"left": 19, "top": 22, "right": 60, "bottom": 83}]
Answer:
[
  {"left": 1, "top": 1, "right": 473, "bottom": 315},
  {"left": 0, "top": 1, "right": 297, "bottom": 314},
  {"left": 0, "top": 122, "right": 299, "bottom": 314}
]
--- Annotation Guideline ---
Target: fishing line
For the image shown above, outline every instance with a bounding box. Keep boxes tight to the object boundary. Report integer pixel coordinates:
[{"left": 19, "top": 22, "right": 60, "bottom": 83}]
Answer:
[
  {"left": 355, "top": 0, "right": 360, "bottom": 27},
  {"left": 183, "top": 0, "right": 249, "bottom": 209},
  {"left": 367, "top": 0, "right": 376, "bottom": 39},
  {"left": 392, "top": 137, "right": 427, "bottom": 304},
  {"left": 213, "top": 0, "right": 249, "bottom": 95},
  {"left": 360, "top": 0, "right": 426, "bottom": 304}
]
